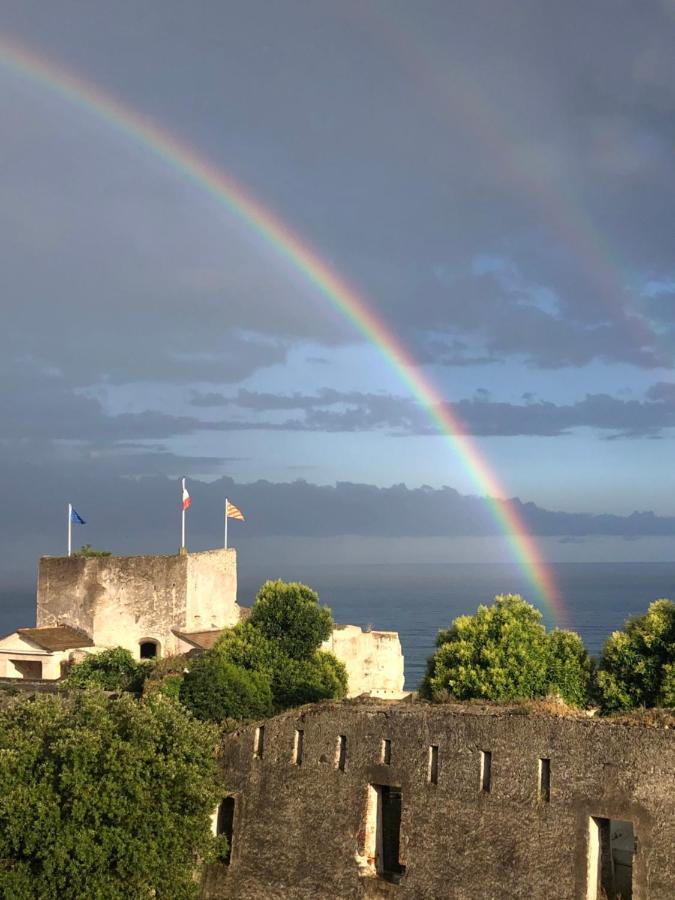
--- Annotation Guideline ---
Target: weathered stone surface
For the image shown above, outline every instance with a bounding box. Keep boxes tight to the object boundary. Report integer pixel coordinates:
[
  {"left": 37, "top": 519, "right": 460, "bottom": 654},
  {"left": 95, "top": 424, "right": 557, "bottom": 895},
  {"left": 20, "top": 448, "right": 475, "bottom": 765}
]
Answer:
[
  {"left": 37, "top": 549, "right": 239, "bottom": 658},
  {"left": 203, "top": 699, "right": 675, "bottom": 899},
  {"left": 323, "top": 625, "right": 406, "bottom": 698}
]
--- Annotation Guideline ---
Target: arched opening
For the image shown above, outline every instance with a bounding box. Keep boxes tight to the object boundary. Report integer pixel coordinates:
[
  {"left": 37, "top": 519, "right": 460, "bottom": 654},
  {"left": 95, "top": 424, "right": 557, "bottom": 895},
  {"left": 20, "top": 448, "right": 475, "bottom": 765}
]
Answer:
[{"left": 139, "top": 640, "right": 160, "bottom": 660}]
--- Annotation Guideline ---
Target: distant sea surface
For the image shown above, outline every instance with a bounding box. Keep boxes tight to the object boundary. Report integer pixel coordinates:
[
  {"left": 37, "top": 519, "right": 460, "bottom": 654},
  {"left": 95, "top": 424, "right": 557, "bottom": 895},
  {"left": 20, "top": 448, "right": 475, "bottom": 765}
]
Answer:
[
  {"left": 242, "top": 562, "right": 675, "bottom": 689},
  {"left": 3, "top": 562, "right": 674, "bottom": 691}
]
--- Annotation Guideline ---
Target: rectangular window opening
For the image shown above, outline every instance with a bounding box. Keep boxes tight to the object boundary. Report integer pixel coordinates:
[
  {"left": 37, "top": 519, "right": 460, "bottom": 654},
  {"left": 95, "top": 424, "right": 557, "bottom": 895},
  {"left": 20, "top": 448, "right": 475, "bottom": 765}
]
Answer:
[
  {"left": 362, "top": 784, "right": 406, "bottom": 884},
  {"left": 479, "top": 749, "right": 492, "bottom": 793},
  {"left": 253, "top": 725, "right": 265, "bottom": 759},
  {"left": 381, "top": 738, "right": 392, "bottom": 766},
  {"left": 587, "top": 817, "right": 635, "bottom": 900},
  {"left": 335, "top": 734, "right": 347, "bottom": 771},
  {"left": 212, "top": 796, "right": 236, "bottom": 866},
  {"left": 538, "top": 758, "right": 551, "bottom": 802},
  {"left": 427, "top": 745, "right": 439, "bottom": 785},
  {"left": 293, "top": 728, "right": 304, "bottom": 766}
]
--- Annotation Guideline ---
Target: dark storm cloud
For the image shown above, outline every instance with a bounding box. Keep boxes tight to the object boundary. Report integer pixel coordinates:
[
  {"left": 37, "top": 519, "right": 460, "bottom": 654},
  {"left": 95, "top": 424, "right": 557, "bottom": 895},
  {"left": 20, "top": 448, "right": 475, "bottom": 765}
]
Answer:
[
  {"left": 197, "top": 385, "right": 675, "bottom": 439},
  {"left": 1, "top": 0, "right": 675, "bottom": 385}
]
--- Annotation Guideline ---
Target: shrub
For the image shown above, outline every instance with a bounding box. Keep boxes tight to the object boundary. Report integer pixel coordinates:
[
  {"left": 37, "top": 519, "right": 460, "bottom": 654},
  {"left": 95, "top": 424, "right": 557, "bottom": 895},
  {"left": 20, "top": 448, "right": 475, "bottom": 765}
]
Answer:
[
  {"left": 271, "top": 651, "right": 348, "bottom": 710},
  {"left": 72, "top": 544, "right": 111, "bottom": 558},
  {"left": 180, "top": 654, "right": 273, "bottom": 723},
  {"left": 0, "top": 691, "right": 221, "bottom": 899},
  {"left": 63, "top": 647, "right": 150, "bottom": 693},
  {"left": 421, "top": 594, "right": 591, "bottom": 707},
  {"left": 142, "top": 654, "right": 189, "bottom": 700},
  {"left": 249, "top": 580, "right": 333, "bottom": 659},
  {"left": 595, "top": 599, "right": 675, "bottom": 712},
  {"left": 546, "top": 629, "right": 592, "bottom": 707}
]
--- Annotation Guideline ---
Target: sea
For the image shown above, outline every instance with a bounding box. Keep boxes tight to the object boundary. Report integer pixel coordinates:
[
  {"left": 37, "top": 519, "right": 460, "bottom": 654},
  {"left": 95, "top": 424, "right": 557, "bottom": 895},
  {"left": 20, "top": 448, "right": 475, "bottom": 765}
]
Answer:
[{"left": 3, "top": 562, "right": 674, "bottom": 691}]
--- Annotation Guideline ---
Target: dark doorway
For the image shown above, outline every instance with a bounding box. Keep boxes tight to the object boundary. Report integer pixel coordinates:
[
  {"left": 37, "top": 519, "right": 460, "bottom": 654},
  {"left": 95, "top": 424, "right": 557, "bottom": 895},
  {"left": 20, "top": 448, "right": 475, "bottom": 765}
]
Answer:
[
  {"left": 589, "top": 817, "right": 634, "bottom": 900},
  {"left": 216, "top": 797, "right": 236, "bottom": 865},
  {"left": 139, "top": 641, "right": 159, "bottom": 659},
  {"left": 379, "top": 786, "right": 406, "bottom": 883}
]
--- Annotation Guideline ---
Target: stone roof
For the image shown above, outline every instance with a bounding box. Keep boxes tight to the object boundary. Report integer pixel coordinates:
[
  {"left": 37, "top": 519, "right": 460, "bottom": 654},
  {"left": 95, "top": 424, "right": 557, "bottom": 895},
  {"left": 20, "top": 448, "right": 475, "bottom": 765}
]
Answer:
[
  {"left": 17, "top": 624, "right": 94, "bottom": 652},
  {"left": 172, "top": 628, "right": 224, "bottom": 650}
]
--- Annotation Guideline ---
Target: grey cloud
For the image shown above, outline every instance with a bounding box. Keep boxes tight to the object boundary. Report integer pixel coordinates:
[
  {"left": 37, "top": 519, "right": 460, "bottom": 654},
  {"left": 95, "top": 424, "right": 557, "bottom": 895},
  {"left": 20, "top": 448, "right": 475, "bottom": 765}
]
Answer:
[{"left": 210, "top": 385, "right": 675, "bottom": 439}]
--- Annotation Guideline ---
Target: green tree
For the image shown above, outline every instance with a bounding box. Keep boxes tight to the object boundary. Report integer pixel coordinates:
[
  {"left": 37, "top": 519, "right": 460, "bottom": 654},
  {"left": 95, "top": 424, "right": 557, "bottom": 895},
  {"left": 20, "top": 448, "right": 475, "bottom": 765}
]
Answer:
[
  {"left": 595, "top": 599, "right": 675, "bottom": 712},
  {"left": 249, "top": 580, "right": 333, "bottom": 659},
  {"left": 421, "top": 594, "right": 591, "bottom": 706},
  {"left": 179, "top": 654, "right": 273, "bottom": 723},
  {"left": 0, "top": 691, "right": 222, "bottom": 899},
  {"left": 63, "top": 647, "right": 150, "bottom": 693},
  {"left": 199, "top": 580, "right": 346, "bottom": 716}
]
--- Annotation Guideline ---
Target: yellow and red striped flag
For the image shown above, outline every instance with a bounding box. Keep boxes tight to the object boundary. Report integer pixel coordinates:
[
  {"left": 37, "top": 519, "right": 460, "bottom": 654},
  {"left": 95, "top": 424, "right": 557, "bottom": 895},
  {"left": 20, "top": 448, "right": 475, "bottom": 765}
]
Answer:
[{"left": 225, "top": 499, "right": 245, "bottom": 521}]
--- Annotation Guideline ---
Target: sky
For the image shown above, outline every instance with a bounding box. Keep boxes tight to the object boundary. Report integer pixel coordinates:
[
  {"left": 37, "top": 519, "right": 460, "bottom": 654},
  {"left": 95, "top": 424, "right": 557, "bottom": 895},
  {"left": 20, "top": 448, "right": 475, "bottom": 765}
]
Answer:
[{"left": 2, "top": 0, "right": 675, "bottom": 589}]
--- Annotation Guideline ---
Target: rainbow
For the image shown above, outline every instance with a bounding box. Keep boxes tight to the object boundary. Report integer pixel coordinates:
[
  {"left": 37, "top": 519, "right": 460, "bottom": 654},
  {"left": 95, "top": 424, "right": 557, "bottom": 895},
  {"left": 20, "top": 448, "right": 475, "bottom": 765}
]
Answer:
[
  {"left": 352, "top": 6, "right": 662, "bottom": 364},
  {"left": 0, "top": 34, "right": 565, "bottom": 625}
]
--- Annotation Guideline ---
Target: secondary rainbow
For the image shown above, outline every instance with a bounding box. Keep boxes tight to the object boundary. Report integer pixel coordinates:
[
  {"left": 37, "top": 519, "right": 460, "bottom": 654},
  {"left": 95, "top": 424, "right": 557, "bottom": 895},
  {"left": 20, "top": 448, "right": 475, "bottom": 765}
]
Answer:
[{"left": 0, "top": 34, "right": 565, "bottom": 625}]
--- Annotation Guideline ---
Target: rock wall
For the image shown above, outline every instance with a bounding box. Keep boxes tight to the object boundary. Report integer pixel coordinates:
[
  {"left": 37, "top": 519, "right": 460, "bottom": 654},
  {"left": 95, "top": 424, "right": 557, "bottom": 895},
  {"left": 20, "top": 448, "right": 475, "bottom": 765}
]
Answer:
[
  {"left": 202, "top": 700, "right": 675, "bottom": 899},
  {"left": 37, "top": 549, "right": 238, "bottom": 658},
  {"left": 322, "top": 626, "right": 405, "bottom": 698}
]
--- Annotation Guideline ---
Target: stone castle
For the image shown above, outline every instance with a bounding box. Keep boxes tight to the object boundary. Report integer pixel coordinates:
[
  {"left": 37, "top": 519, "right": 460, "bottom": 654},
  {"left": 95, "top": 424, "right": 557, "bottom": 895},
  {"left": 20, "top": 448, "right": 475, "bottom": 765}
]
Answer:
[
  {"left": 0, "top": 548, "right": 405, "bottom": 697},
  {"left": 202, "top": 699, "right": 674, "bottom": 899}
]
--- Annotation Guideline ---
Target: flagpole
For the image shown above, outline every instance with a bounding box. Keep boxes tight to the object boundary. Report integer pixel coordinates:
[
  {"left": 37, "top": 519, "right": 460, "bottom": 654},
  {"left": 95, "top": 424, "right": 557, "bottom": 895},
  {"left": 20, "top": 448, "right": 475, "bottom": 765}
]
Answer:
[
  {"left": 67, "top": 502, "right": 72, "bottom": 557},
  {"left": 224, "top": 499, "right": 228, "bottom": 550},
  {"left": 181, "top": 477, "right": 186, "bottom": 552}
]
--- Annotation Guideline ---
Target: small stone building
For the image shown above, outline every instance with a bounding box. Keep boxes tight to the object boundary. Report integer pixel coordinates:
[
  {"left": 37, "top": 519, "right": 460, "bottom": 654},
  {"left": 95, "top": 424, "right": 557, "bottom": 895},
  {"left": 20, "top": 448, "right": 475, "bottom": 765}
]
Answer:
[
  {"left": 202, "top": 699, "right": 675, "bottom": 899},
  {"left": 0, "top": 550, "right": 405, "bottom": 697}
]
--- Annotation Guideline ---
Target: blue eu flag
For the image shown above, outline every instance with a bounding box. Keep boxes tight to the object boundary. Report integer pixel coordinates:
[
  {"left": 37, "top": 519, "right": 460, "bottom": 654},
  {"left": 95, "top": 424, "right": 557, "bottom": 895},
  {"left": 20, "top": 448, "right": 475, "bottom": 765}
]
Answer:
[{"left": 70, "top": 507, "right": 86, "bottom": 525}]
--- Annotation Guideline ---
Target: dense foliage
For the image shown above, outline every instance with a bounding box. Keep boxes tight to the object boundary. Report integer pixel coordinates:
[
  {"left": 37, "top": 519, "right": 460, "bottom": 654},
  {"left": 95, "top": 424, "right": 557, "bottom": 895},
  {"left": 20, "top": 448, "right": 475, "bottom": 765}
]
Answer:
[
  {"left": 420, "top": 594, "right": 591, "bottom": 706},
  {"left": 63, "top": 647, "right": 150, "bottom": 693},
  {"left": 595, "top": 599, "right": 675, "bottom": 712},
  {"left": 179, "top": 653, "right": 273, "bottom": 722},
  {"left": 249, "top": 580, "right": 333, "bottom": 659},
  {"left": 180, "top": 580, "right": 347, "bottom": 722},
  {"left": 0, "top": 691, "right": 222, "bottom": 899}
]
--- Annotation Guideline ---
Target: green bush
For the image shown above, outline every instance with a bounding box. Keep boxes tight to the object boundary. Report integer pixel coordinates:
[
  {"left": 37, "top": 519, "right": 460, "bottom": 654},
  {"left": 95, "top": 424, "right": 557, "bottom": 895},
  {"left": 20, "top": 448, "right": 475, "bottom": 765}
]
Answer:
[
  {"left": 142, "top": 654, "right": 189, "bottom": 700},
  {"left": 271, "top": 650, "right": 348, "bottom": 710},
  {"left": 595, "top": 599, "right": 675, "bottom": 712},
  {"left": 63, "top": 647, "right": 150, "bottom": 693},
  {"left": 546, "top": 629, "right": 593, "bottom": 707},
  {"left": 72, "top": 544, "right": 111, "bottom": 558},
  {"left": 420, "top": 594, "right": 591, "bottom": 707},
  {"left": 249, "top": 580, "right": 333, "bottom": 659},
  {"left": 179, "top": 653, "right": 273, "bottom": 723},
  {"left": 0, "top": 691, "right": 221, "bottom": 899}
]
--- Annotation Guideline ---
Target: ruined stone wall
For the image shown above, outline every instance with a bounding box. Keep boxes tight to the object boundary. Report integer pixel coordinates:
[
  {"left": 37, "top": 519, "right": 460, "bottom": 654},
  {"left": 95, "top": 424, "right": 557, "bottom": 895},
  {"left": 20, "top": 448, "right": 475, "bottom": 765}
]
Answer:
[
  {"left": 203, "top": 700, "right": 675, "bottom": 900},
  {"left": 37, "top": 549, "right": 239, "bottom": 659},
  {"left": 323, "top": 626, "right": 405, "bottom": 698}
]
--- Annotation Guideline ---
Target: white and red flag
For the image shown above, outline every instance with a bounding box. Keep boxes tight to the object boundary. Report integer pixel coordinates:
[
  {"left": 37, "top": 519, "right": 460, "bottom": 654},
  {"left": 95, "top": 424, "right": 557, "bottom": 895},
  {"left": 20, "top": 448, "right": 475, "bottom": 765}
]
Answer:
[{"left": 182, "top": 483, "right": 191, "bottom": 511}]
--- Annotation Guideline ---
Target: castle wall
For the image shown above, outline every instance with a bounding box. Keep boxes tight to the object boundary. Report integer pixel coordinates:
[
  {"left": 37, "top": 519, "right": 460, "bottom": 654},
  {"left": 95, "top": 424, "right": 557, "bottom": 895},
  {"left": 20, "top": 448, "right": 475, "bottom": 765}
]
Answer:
[
  {"left": 37, "top": 550, "right": 239, "bottom": 659},
  {"left": 202, "top": 700, "right": 675, "bottom": 899},
  {"left": 185, "top": 549, "right": 239, "bottom": 631},
  {"left": 323, "top": 626, "right": 406, "bottom": 698}
]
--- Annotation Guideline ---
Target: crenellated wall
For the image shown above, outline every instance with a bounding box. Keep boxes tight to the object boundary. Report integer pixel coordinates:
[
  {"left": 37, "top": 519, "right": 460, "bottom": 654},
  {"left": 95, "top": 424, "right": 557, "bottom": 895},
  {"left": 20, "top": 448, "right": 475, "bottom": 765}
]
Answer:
[{"left": 202, "top": 700, "right": 675, "bottom": 900}]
